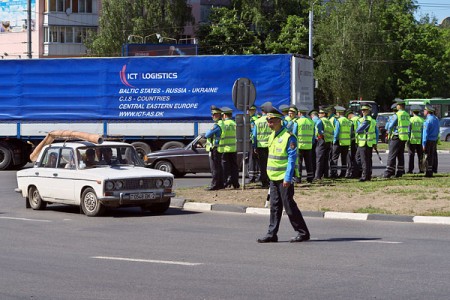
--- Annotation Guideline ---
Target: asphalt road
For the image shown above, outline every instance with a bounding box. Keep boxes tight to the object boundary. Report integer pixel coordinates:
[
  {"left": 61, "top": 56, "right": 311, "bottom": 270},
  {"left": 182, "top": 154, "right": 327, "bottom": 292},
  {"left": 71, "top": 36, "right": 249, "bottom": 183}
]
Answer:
[{"left": 1, "top": 165, "right": 450, "bottom": 299}]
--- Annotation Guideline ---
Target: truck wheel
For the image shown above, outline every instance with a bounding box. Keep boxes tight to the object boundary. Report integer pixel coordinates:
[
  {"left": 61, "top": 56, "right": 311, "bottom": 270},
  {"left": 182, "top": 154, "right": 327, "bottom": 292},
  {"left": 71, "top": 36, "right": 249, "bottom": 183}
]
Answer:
[
  {"left": 132, "top": 142, "right": 151, "bottom": 160},
  {"left": 0, "top": 145, "right": 12, "bottom": 170},
  {"left": 161, "top": 141, "right": 184, "bottom": 150},
  {"left": 154, "top": 160, "right": 174, "bottom": 174},
  {"left": 28, "top": 186, "right": 47, "bottom": 210},
  {"left": 81, "top": 188, "right": 105, "bottom": 217}
]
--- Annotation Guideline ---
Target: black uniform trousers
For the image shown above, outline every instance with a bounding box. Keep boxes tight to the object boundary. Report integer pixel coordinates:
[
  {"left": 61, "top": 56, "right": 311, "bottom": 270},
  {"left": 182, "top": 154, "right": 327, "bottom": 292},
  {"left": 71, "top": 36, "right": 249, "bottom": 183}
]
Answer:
[
  {"left": 311, "top": 143, "right": 317, "bottom": 176},
  {"left": 222, "top": 152, "right": 240, "bottom": 188},
  {"left": 315, "top": 139, "right": 331, "bottom": 180},
  {"left": 424, "top": 140, "right": 437, "bottom": 177},
  {"left": 330, "top": 143, "right": 349, "bottom": 177},
  {"left": 248, "top": 147, "right": 260, "bottom": 182},
  {"left": 266, "top": 180, "right": 310, "bottom": 238},
  {"left": 256, "top": 147, "right": 269, "bottom": 187},
  {"left": 298, "top": 149, "right": 314, "bottom": 183},
  {"left": 208, "top": 148, "right": 224, "bottom": 189},
  {"left": 407, "top": 142, "right": 424, "bottom": 173},
  {"left": 384, "top": 136, "right": 406, "bottom": 177},
  {"left": 346, "top": 141, "right": 359, "bottom": 178},
  {"left": 358, "top": 145, "right": 373, "bottom": 181}
]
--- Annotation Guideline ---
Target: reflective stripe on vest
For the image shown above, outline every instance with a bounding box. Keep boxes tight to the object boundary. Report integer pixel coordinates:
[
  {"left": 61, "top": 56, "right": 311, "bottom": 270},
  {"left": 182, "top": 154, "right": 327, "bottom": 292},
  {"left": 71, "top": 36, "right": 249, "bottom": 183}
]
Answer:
[
  {"left": 218, "top": 119, "right": 236, "bottom": 153},
  {"left": 321, "top": 117, "right": 334, "bottom": 142},
  {"left": 357, "top": 117, "right": 376, "bottom": 147},
  {"left": 254, "top": 116, "right": 272, "bottom": 148},
  {"left": 397, "top": 110, "right": 411, "bottom": 141},
  {"left": 206, "top": 120, "right": 224, "bottom": 152},
  {"left": 267, "top": 128, "right": 291, "bottom": 181},
  {"left": 337, "top": 117, "right": 352, "bottom": 146},
  {"left": 296, "top": 117, "right": 314, "bottom": 150},
  {"left": 409, "top": 115, "right": 424, "bottom": 145}
]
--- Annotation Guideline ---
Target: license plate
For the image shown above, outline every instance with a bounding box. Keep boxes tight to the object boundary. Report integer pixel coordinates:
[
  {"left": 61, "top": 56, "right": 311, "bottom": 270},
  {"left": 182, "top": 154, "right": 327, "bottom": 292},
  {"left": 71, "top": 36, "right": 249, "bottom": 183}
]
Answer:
[{"left": 130, "top": 193, "right": 155, "bottom": 200}]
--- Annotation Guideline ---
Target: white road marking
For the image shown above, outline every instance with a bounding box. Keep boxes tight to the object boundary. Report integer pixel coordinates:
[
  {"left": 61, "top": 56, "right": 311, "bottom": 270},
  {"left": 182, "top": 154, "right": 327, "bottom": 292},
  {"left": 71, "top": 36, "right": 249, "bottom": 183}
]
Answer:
[
  {"left": 352, "top": 240, "right": 402, "bottom": 244},
  {"left": 0, "top": 216, "right": 51, "bottom": 222},
  {"left": 91, "top": 256, "right": 203, "bottom": 266}
]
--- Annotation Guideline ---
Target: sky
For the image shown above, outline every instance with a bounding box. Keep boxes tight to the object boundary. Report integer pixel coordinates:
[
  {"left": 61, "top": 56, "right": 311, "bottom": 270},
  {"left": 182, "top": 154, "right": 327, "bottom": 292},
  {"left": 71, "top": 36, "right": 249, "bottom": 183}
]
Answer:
[{"left": 416, "top": 0, "right": 450, "bottom": 24}]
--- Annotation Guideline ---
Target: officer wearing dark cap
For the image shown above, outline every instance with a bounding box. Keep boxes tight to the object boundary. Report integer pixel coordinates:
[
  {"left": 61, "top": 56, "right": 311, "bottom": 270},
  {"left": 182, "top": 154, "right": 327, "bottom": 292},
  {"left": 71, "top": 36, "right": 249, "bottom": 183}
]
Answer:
[
  {"left": 220, "top": 107, "right": 240, "bottom": 189},
  {"left": 407, "top": 105, "right": 424, "bottom": 173},
  {"left": 279, "top": 104, "right": 290, "bottom": 119},
  {"left": 356, "top": 105, "right": 379, "bottom": 181},
  {"left": 205, "top": 106, "right": 224, "bottom": 190},
  {"left": 286, "top": 104, "right": 299, "bottom": 133},
  {"left": 330, "top": 106, "right": 352, "bottom": 178},
  {"left": 295, "top": 105, "right": 315, "bottom": 183},
  {"left": 383, "top": 99, "right": 410, "bottom": 178},
  {"left": 257, "top": 107, "right": 310, "bottom": 243},
  {"left": 309, "top": 108, "right": 320, "bottom": 175},
  {"left": 422, "top": 105, "right": 440, "bottom": 177},
  {"left": 252, "top": 102, "right": 272, "bottom": 188},
  {"left": 314, "top": 108, "right": 333, "bottom": 180},
  {"left": 345, "top": 109, "right": 361, "bottom": 178}
]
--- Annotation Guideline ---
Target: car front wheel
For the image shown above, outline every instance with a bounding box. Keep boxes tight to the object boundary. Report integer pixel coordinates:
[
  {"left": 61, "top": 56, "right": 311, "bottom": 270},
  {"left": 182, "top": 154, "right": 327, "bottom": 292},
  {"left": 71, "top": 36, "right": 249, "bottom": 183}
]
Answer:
[
  {"left": 28, "top": 186, "right": 47, "bottom": 210},
  {"left": 154, "top": 160, "right": 174, "bottom": 174},
  {"left": 81, "top": 188, "right": 105, "bottom": 217}
]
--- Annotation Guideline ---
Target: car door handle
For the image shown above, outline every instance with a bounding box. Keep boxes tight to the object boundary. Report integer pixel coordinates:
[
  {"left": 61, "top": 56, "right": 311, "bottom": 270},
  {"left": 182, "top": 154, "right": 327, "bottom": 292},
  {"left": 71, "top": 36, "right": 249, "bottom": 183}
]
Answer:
[
  {"left": 35, "top": 172, "right": 39, "bottom": 176},
  {"left": 53, "top": 173, "right": 58, "bottom": 177}
]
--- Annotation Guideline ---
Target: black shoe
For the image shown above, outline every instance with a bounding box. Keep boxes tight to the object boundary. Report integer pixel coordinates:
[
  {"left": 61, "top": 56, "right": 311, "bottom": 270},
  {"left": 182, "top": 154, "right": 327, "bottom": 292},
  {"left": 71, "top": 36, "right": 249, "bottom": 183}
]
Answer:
[
  {"left": 359, "top": 178, "right": 366, "bottom": 182},
  {"left": 257, "top": 235, "right": 278, "bottom": 243},
  {"left": 205, "top": 186, "right": 220, "bottom": 191},
  {"left": 289, "top": 234, "right": 310, "bottom": 243},
  {"left": 233, "top": 184, "right": 240, "bottom": 189}
]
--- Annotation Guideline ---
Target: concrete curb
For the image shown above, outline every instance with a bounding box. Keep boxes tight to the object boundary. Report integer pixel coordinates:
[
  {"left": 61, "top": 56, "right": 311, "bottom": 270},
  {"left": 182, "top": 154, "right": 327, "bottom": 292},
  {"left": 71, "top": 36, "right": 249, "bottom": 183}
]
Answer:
[
  {"left": 382, "top": 150, "right": 450, "bottom": 154},
  {"left": 170, "top": 198, "right": 450, "bottom": 226}
]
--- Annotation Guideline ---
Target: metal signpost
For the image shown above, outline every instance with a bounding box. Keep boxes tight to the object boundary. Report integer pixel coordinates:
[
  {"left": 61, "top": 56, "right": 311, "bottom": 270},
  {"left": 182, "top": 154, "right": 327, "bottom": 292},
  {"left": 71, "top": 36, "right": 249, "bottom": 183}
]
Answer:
[{"left": 232, "top": 78, "right": 256, "bottom": 189}]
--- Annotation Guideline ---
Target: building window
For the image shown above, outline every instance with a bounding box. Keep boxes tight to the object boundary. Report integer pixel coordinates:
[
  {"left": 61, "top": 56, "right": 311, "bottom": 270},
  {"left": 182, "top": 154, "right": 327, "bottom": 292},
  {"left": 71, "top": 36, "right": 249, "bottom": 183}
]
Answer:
[
  {"left": 45, "top": 26, "right": 96, "bottom": 43},
  {"left": 45, "top": 0, "right": 93, "bottom": 13}
]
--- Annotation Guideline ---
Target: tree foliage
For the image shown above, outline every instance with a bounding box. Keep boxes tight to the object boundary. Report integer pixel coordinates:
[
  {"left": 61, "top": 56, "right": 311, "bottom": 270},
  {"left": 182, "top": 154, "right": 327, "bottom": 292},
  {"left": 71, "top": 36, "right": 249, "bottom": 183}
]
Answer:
[{"left": 85, "top": 0, "right": 194, "bottom": 56}]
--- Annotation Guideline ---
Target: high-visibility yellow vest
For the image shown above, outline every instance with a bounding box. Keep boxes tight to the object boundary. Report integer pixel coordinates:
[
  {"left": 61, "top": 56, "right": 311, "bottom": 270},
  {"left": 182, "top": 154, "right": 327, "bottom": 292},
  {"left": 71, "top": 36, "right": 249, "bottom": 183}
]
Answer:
[
  {"left": 409, "top": 115, "right": 424, "bottom": 145},
  {"left": 397, "top": 110, "right": 411, "bottom": 141},
  {"left": 337, "top": 116, "right": 352, "bottom": 146},
  {"left": 351, "top": 115, "right": 359, "bottom": 143},
  {"left": 357, "top": 116, "right": 376, "bottom": 147},
  {"left": 267, "top": 128, "right": 292, "bottom": 181},
  {"left": 296, "top": 117, "right": 314, "bottom": 150},
  {"left": 206, "top": 120, "right": 224, "bottom": 152},
  {"left": 254, "top": 116, "right": 272, "bottom": 148},
  {"left": 218, "top": 119, "right": 237, "bottom": 153},
  {"left": 321, "top": 117, "right": 334, "bottom": 143}
]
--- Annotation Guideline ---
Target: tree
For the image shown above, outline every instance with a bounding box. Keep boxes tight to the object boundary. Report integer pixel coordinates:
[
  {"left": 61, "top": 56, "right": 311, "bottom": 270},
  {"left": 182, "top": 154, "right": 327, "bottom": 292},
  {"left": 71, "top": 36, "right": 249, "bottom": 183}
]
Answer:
[{"left": 85, "top": 0, "right": 194, "bottom": 56}]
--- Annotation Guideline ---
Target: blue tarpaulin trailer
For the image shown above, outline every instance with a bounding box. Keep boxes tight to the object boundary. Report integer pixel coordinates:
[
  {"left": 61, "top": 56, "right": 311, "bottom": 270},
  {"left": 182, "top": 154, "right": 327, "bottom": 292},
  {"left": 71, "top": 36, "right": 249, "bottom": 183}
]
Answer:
[{"left": 0, "top": 54, "right": 313, "bottom": 170}]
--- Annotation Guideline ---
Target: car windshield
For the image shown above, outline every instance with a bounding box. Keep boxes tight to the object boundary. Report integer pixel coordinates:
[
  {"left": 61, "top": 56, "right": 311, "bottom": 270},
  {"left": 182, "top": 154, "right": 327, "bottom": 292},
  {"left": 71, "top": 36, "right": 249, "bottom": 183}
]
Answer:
[
  {"left": 439, "top": 118, "right": 450, "bottom": 127},
  {"left": 78, "top": 146, "right": 145, "bottom": 168}
]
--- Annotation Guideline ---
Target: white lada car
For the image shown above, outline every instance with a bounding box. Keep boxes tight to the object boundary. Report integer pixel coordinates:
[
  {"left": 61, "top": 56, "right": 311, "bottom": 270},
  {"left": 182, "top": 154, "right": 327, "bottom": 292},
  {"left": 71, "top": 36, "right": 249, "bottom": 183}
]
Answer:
[{"left": 15, "top": 141, "right": 175, "bottom": 216}]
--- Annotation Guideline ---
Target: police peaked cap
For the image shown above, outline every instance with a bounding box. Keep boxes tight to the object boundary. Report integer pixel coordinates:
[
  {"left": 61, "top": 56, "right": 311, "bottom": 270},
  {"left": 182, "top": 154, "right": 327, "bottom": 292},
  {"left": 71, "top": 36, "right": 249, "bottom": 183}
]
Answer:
[
  {"left": 361, "top": 104, "right": 372, "bottom": 110},
  {"left": 297, "top": 105, "right": 309, "bottom": 113},
  {"left": 344, "top": 109, "right": 354, "bottom": 117},
  {"left": 265, "top": 107, "right": 283, "bottom": 119},
  {"left": 288, "top": 104, "right": 299, "bottom": 113},
  {"left": 278, "top": 104, "right": 290, "bottom": 112},
  {"left": 334, "top": 105, "right": 346, "bottom": 112},
  {"left": 220, "top": 106, "right": 233, "bottom": 114},
  {"left": 411, "top": 105, "right": 421, "bottom": 112},
  {"left": 249, "top": 105, "right": 257, "bottom": 110},
  {"left": 395, "top": 99, "right": 405, "bottom": 105},
  {"left": 309, "top": 109, "right": 319, "bottom": 115},
  {"left": 260, "top": 101, "right": 273, "bottom": 112},
  {"left": 390, "top": 103, "right": 398, "bottom": 110},
  {"left": 424, "top": 105, "right": 435, "bottom": 112},
  {"left": 210, "top": 105, "right": 222, "bottom": 114}
]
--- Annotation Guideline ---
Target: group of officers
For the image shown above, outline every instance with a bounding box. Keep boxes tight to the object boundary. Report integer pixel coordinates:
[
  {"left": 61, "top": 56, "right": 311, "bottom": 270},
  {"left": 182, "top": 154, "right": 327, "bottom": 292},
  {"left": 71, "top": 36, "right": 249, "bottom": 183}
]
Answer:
[
  {"left": 203, "top": 99, "right": 440, "bottom": 243},
  {"left": 204, "top": 99, "right": 441, "bottom": 191}
]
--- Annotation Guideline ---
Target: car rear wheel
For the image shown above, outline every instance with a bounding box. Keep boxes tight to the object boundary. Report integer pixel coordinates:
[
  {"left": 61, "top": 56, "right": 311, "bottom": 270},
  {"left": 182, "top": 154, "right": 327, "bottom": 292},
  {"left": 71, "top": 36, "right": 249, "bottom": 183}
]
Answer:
[
  {"left": 132, "top": 142, "right": 151, "bottom": 160},
  {"left": 154, "top": 160, "right": 174, "bottom": 174},
  {"left": 81, "top": 188, "right": 105, "bottom": 217},
  {"left": 161, "top": 141, "right": 184, "bottom": 150},
  {"left": 28, "top": 186, "right": 47, "bottom": 210}
]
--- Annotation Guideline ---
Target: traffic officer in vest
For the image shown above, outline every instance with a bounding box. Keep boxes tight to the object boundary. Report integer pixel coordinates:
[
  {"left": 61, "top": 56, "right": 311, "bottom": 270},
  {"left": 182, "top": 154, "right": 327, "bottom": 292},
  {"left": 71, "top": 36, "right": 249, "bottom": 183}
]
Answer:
[
  {"left": 205, "top": 106, "right": 224, "bottom": 190},
  {"left": 279, "top": 104, "right": 290, "bottom": 122},
  {"left": 296, "top": 105, "right": 315, "bottom": 183},
  {"left": 345, "top": 109, "right": 361, "bottom": 178},
  {"left": 220, "top": 107, "right": 240, "bottom": 189},
  {"left": 383, "top": 99, "right": 410, "bottom": 178},
  {"left": 257, "top": 107, "right": 310, "bottom": 243},
  {"left": 314, "top": 108, "right": 333, "bottom": 180},
  {"left": 286, "top": 104, "right": 299, "bottom": 134},
  {"left": 248, "top": 105, "right": 260, "bottom": 183},
  {"left": 422, "top": 105, "right": 440, "bottom": 177},
  {"left": 330, "top": 106, "right": 352, "bottom": 178},
  {"left": 407, "top": 105, "right": 425, "bottom": 173},
  {"left": 252, "top": 102, "right": 273, "bottom": 188},
  {"left": 356, "top": 105, "right": 379, "bottom": 181}
]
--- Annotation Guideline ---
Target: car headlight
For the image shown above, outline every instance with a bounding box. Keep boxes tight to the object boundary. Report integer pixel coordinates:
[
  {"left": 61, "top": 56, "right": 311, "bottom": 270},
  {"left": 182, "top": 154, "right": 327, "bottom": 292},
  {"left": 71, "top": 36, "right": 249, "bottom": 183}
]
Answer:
[
  {"left": 155, "top": 179, "right": 163, "bottom": 188},
  {"left": 163, "top": 178, "right": 172, "bottom": 188},
  {"left": 115, "top": 181, "right": 124, "bottom": 190},
  {"left": 105, "top": 181, "right": 114, "bottom": 190}
]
